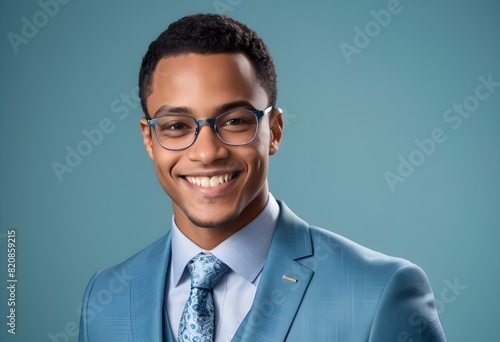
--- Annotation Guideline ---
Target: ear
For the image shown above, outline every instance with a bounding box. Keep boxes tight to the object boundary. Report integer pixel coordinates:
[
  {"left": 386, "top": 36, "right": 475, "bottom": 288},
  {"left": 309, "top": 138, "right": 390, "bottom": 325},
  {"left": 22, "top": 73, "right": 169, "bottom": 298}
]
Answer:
[
  {"left": 268, "top": 107, "right": 284, "bottom": 155},
  {"left": 139, "top": 117, "right": 155, "bottom": 160}
]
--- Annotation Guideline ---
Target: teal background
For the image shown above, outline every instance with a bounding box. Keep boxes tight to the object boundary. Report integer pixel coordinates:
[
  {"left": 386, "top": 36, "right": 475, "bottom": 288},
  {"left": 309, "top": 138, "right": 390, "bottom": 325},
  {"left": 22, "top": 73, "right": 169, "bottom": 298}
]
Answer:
[{"left": 0, "top": 0, "right": 499, "bottom": 340}]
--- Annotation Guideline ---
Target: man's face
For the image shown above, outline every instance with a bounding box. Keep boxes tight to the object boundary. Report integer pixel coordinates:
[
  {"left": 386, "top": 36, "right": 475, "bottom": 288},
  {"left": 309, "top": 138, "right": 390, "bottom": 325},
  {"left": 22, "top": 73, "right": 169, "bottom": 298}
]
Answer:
[{"left": 140, "top": 53, "right": 283, "bottom": 235}]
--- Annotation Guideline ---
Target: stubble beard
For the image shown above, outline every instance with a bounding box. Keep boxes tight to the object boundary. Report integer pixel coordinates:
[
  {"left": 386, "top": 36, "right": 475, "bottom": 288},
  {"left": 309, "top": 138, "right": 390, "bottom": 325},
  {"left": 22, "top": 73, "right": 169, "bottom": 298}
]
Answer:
[{"left": 181, "top": 204, "right": 241, "bottom": 229}]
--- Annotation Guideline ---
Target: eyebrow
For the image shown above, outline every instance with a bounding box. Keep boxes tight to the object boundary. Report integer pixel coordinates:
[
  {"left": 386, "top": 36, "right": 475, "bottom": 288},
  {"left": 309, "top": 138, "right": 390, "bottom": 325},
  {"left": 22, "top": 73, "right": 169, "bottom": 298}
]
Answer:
[
  {"left": 218, "top": 100, "right": 257, "bottom": 113},
  {"left": 153, "top": 100, "right": 258, "bottom": 118}
]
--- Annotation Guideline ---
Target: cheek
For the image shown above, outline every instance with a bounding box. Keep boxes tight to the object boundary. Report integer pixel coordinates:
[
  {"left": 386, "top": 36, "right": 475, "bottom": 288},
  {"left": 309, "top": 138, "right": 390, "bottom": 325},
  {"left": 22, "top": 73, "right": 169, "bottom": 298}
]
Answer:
[
  {"left": 242, "top": 138, "right": 270, "bottom": 176},
  {"left": 152, "top": 149, "right": 177, "bottom": 185},
  {"left": 253, "top": 130, "right": 271, "bottom": 160}
]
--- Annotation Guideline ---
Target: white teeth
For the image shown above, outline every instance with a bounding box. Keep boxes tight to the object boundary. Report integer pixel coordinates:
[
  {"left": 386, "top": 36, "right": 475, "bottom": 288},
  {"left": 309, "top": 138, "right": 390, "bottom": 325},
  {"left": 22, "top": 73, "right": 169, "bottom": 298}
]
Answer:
[
  {"left": 201, "top": 177, "right": 210, "bottom": 187},
  {"left": 186, "top": 173, "right": 234, "bottom": 187},
  {"left": 210, "top": 176, "right": 219, "bottom": 187}
]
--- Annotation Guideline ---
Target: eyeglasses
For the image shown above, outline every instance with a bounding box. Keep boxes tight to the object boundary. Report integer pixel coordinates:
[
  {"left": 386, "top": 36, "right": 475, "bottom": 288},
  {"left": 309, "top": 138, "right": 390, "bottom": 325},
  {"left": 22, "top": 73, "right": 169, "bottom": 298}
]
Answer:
[{"left": 147, "top": 106, "right": 273, "bottom": 150}]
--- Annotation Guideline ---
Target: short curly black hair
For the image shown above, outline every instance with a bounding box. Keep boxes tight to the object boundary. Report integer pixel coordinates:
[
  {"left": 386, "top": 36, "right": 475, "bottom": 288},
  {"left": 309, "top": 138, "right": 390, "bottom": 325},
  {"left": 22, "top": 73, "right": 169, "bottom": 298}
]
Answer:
[{"left": 138, "top": 13, "right": 277, "bottom": 116}]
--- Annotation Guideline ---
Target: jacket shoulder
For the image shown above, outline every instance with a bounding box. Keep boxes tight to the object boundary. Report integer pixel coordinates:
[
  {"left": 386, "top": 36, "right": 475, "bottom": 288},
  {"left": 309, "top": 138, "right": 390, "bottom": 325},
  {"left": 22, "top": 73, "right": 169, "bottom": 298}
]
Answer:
[
  {"left": 79, "top": 233, "right": 170, "bottom": 341},
  {"left": 302, "top": 226, "right": 445, "bottom": 341}
]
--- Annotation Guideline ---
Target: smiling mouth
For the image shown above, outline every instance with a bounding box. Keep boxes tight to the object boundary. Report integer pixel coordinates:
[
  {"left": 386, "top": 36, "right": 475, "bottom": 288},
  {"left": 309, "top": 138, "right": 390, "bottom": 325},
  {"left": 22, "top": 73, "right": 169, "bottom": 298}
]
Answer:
[{"left": 184, "top": 172, "right": 238, "bottom": 188}]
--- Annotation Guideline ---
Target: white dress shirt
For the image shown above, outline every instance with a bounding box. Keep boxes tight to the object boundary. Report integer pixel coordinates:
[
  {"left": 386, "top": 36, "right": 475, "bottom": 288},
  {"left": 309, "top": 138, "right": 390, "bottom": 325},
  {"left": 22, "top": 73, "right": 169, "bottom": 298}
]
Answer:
[{"left": 165, "top": 193, "right": 280, "bottom": 341}]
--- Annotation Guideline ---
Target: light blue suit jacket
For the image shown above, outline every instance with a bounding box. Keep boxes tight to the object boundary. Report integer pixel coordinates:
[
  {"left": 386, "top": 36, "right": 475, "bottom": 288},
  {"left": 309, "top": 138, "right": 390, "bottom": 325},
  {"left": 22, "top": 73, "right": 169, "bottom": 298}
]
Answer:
[{"left": 79, "top": 201, "right": 446, "bottom": 341}]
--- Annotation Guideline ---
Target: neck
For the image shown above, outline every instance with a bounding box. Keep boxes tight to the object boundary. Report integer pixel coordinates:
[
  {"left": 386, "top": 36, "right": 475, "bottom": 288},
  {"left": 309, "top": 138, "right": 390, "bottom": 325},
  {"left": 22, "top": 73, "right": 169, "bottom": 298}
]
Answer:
[
  {"left": 177, "top": 225, "right": 242, "bottom": 250},
  {"left": 173, "top": 193, "right": 269, "bottom": 250}
]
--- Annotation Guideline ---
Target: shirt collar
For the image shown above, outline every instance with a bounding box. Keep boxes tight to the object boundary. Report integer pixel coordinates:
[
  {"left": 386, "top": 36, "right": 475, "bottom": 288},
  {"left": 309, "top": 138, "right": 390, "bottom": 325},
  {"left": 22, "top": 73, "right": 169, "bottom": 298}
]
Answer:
[{"left": 171, "top": 193, "right": 279, "bottom": 286}]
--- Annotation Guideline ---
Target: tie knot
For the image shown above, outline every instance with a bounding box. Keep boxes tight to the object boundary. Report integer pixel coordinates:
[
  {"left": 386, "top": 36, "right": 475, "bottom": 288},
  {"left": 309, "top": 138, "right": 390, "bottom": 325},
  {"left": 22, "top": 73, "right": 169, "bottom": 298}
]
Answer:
[{"left": 188, "top": 253, "right": 229, "bottom": 290}]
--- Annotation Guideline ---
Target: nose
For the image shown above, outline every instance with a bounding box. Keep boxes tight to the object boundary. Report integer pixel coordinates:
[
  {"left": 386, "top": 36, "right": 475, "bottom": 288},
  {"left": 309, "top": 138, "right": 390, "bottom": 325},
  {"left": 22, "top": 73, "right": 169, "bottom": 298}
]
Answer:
[{"left": 187, "top": 124, "right": 229, "bottom": 165}]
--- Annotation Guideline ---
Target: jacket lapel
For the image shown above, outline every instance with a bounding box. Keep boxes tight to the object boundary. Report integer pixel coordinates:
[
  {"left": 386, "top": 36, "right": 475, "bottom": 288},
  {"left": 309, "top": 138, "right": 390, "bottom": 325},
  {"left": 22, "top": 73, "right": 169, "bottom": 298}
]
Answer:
[
  {"left": 233, "top": 201, "right": 314, "bottom": 341},
  {"left": 130, "top": 233, "right": 172, "bottom": 342}
]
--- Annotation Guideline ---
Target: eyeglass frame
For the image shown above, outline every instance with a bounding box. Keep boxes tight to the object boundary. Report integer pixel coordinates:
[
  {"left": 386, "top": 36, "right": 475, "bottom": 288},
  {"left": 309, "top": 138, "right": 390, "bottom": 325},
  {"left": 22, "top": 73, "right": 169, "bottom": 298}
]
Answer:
[{"left": 146, "top": 106, "right": 273, "bottom": 151}]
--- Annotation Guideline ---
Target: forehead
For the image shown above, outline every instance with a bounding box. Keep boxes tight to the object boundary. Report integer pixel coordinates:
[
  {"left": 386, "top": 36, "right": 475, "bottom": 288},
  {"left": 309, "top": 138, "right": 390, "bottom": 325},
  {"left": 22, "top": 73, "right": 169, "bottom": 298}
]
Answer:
[{"left": 147, "top": 53, "right": 268, "bottom": 116}]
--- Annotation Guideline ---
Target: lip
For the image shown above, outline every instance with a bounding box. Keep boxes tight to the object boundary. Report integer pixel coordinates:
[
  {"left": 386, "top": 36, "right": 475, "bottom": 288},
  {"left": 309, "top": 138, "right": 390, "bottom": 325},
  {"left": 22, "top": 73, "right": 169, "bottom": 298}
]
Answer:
[{"left": 181, "top": 170, "right": 239, "bottom": 177}]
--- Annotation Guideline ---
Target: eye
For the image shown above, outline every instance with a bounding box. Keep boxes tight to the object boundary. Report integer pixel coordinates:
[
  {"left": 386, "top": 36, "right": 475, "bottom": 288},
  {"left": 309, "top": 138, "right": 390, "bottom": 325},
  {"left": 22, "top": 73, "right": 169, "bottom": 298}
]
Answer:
[
  {"left": 219, "top": 111, "right": 255, "bottom": 126},
  {"left": 164, "top": 122, "right": 190, "bottom": 130},
  {"left": 156, "top": 117, "right": 195, "bottom": 137},
  {"left": 157, "top": 118, "right": 193, "bottom": 130},
  {"left": 225, "top": 117, "right": 247, "bottom": 125}
]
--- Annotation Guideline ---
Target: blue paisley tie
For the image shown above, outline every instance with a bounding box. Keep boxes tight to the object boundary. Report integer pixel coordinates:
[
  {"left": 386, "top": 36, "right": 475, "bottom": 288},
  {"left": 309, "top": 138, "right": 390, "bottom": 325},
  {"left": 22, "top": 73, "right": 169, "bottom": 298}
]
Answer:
[{"left": 178, "top": 253, "right": 229, "bottom": 342}]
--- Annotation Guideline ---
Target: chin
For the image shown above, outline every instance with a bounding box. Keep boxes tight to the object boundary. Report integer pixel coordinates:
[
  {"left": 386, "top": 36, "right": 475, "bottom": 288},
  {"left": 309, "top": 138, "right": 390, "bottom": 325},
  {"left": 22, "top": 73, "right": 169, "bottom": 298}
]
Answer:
[{"left": 184, "top": 209, "right": 241, "bottom": 229}]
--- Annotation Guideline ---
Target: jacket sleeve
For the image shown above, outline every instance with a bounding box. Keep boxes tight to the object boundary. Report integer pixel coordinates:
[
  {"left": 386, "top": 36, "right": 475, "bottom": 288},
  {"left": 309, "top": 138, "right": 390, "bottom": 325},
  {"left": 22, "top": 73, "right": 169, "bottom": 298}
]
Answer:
[{"left": 368, "top": 263, "right": 446, "bottom": 342}]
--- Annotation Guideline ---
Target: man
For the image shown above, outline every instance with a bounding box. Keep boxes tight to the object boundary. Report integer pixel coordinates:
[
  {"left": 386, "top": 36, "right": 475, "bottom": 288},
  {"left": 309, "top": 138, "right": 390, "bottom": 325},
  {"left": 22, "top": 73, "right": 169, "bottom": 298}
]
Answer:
[{"left": 79, "top": 13, "right": 446, "bottom": 341}]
